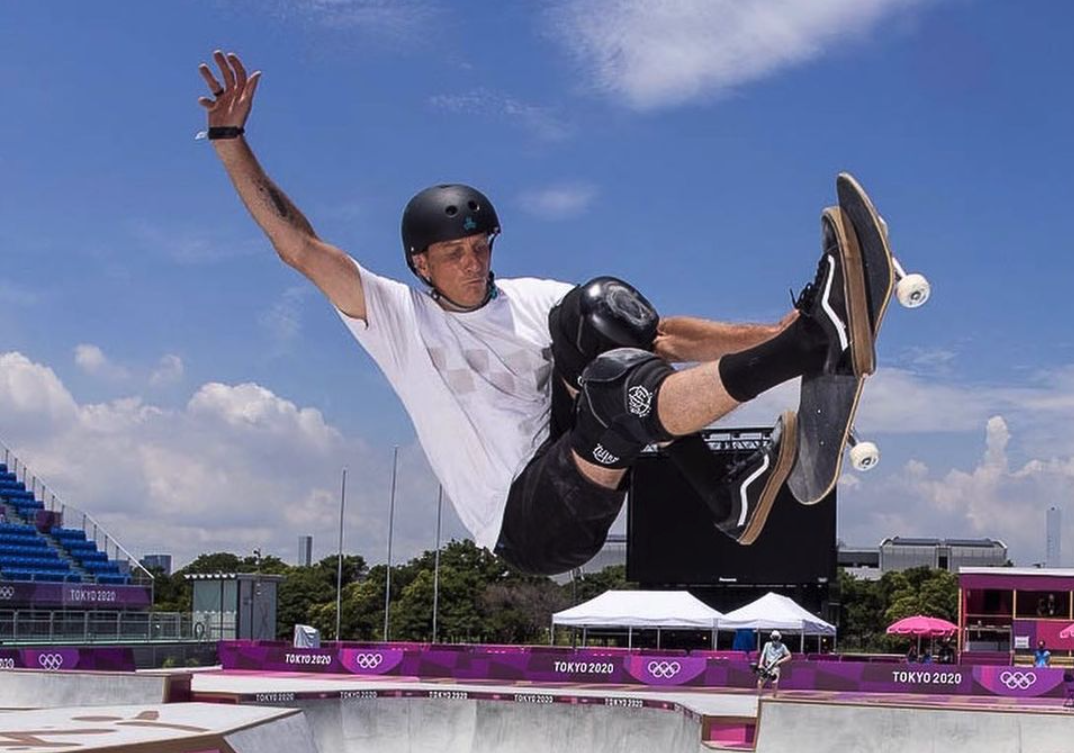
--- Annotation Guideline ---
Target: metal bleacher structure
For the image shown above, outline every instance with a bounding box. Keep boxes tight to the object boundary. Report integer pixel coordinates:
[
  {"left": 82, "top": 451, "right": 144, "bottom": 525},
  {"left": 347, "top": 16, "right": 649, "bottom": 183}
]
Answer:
[
  {"left": 0, "top": 440, "right": 195, "bottom": 646},
  {"left": 0, "top": 455, "right": 139, "bottom": 586}
]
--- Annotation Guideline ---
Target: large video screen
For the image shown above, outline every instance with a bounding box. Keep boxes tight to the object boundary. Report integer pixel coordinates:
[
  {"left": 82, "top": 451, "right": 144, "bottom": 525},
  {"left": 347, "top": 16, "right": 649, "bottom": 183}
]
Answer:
[{"left": 627, "top": 431, "right": 837, "bottom": 586}]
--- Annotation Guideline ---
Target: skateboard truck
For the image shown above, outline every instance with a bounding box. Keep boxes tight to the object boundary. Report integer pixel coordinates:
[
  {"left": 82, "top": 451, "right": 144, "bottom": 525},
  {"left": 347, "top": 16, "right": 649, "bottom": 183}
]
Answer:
[
  {"left": 847, "top": 429, "right": 880, "bottom": 472},
  {"left": 879, "top": 217, "right": 931, "bottom": 309}
]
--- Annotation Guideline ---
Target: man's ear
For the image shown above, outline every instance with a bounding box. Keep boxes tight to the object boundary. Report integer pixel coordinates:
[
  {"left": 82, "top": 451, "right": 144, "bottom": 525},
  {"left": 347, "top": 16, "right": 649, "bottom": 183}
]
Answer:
[
  {"left": 412, "top": 252, "right": 430, "bottom": 277},
  {"left": 412, "top": 252, "right": 435, "bottom": 287}
]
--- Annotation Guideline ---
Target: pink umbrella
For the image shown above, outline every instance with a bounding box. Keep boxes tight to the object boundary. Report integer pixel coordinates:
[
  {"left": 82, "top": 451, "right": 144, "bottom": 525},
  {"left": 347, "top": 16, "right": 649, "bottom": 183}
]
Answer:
[
  {"left": 887, "top": 615, "right": 958, "bottom": 657},
  {"left": 886, "top": 615, "right": 958, "bottom": 637}
]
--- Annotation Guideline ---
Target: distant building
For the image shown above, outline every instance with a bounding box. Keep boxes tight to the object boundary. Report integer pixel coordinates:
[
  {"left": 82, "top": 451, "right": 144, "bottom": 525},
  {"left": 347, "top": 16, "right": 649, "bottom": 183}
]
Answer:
[
  {"left": 1046, "top": 507, "right": 1062, "bottom": 568},
  {"left": 298, "top": 535, "right": 313, "bottom": 567},
  {"left": 140, "top": 554, "right": 172, "bottom": 576},
  {"left": 879, "top": 537, "right": 1007, "bottom": 573},
  {"left": 187, "top": 572, "right": 284, "bottom": 641},
  {"left": 836, "top": 543, "right": 882, "bottom": 581}
]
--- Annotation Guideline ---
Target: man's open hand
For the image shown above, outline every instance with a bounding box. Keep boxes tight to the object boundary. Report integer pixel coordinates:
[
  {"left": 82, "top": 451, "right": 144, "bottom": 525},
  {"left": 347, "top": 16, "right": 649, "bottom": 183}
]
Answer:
[{"left": 198, "top": 50, "right": 260, "bottom": 128}]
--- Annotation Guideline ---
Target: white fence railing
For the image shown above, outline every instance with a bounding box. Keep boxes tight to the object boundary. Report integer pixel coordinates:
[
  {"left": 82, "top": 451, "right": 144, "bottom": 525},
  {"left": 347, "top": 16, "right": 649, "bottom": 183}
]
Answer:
[
  {"left": 0, "top": 609, "right": 206, "bottom": 643},
  {"left": 0, "top": 441, "right": 154, "bottom": 586}
]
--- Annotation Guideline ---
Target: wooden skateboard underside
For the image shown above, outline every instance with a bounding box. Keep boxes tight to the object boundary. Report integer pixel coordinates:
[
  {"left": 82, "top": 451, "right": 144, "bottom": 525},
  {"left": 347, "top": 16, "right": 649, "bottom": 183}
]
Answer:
[{"left": 787, "top": 173, "right": 895, "bottom": 505}]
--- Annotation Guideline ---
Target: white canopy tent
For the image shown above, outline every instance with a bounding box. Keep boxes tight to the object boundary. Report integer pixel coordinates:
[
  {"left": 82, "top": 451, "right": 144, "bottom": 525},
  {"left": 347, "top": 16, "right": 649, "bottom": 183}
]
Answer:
[
  {"left": 718, "top": 591, "right": 836, "bottom": 652},
  {"left": 552, "top": 590, "right": 724, "bottom": 648}
]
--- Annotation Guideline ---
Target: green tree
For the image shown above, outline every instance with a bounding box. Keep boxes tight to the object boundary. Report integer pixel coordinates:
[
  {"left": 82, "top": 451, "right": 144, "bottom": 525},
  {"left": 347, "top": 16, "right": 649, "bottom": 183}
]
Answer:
[
  {"left": 181, "top": 552, "right": 245, "bottom": 574},
  {"left": 276, "top": 555, "right": 367, "bottom": 639},
  {"left": 838, "top": 570, "right": 885, "bottom": 650},
  {"left": 148, "top": 567, "right": 190, "bottom": 613},
  {"left": 569, "top": 564, "right": 635, "bottom": 604},
  {"left": 481, "top": 579, "right": 569, "bottom": 644}
]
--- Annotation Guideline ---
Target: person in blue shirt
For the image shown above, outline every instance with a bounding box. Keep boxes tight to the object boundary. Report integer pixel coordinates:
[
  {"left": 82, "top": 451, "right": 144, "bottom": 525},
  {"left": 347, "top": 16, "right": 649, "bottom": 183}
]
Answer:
[{"left": 1034, "top": 640, "right": 1051, "bottom": 667}]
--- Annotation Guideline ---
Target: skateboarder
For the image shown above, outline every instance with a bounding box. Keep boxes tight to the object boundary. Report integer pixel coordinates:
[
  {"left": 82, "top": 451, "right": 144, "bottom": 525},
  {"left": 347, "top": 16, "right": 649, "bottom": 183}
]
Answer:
[
  {"left": 198, "top": 51, "right": 870, "bottom": 575},
  {"left": 756, "top": 631, "right": 793, "bottom": 697}
]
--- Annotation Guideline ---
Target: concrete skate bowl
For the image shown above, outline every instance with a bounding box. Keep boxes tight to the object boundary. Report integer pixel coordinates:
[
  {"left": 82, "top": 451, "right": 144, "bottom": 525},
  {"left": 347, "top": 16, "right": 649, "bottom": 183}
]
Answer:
[
  {"left": 753, "top": 697, "right": 1074, "bottom": 753},
  {"left": 232, "top": 688, "right": 710, "bottom": 753}
]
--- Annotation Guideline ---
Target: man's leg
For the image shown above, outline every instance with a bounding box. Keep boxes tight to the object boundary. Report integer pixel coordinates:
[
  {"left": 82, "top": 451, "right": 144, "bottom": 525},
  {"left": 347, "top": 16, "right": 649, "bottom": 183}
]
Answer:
[
  {"left": 569, "top": 345, "right": 808, "bottom": 544},
  {"left": 495, "top": 434, "right": 627, "bottom": 576}
]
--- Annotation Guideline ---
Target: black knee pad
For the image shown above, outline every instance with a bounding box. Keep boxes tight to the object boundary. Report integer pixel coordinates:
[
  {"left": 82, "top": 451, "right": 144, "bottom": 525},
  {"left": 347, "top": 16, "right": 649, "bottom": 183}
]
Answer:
[
  {"left": 549, "top": 277, "right": 659, "bottom": 389},
  {"left": 571, "top": 348, "right": 676, "bottom": 469}
]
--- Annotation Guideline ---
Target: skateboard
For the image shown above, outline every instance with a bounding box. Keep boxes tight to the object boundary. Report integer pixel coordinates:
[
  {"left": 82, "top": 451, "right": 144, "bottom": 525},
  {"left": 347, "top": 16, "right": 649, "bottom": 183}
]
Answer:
[{"left": 786, "top": 173, "right": 930, "bottom": 505}]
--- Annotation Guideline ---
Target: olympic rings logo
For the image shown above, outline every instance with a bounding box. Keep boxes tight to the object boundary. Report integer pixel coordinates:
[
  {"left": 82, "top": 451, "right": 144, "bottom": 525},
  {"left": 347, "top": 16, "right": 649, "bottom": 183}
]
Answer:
[
  {"left": 0, "top": 587, "right": 14, "bottom": 600},
  {"left": 38, "top": 653, "right": 65, "bottom": 671},
  {"left": 646, "top": 660, "right": 681, "bottom": 679},
  {"left": 353, "top": 653, "right": 383, "bottom": 670},
  {"left": 999, "top": 671, "right": 1037, "bottom": 690}
]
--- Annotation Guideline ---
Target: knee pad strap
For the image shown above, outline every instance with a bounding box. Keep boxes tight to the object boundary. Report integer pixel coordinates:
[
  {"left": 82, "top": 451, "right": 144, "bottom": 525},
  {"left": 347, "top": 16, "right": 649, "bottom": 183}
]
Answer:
[{"left": 571, "top": 348, "right": 676, "bottom": 469}]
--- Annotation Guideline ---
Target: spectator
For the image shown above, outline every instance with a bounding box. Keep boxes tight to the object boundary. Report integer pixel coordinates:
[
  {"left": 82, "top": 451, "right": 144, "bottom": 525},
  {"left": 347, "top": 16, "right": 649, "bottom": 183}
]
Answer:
[
  {"left": 756, "top": 631, "right": 792, "bottom": 698},
  {"left": 1034, "top": 640, "right": 1051, "bottom": 667}
]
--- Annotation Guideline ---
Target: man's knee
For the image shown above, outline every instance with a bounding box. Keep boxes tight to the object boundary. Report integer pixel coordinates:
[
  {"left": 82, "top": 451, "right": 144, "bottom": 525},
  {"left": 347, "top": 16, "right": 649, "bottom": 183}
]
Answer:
[
  {"left": 549, "top": 277, "right": 659, "bottom": 388},
  {"left": 571, "top": 347, "right": 676, "bottom": 469}
]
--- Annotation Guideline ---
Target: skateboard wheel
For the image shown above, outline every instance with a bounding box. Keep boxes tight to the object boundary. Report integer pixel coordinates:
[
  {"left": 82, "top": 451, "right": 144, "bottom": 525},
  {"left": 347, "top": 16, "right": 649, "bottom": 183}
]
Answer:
[
  {"left": 849, "top": 441, "right": 880, "bottom": 471},
  {"left": 896, "top": 273, "right": 930, "bottom": 308}
]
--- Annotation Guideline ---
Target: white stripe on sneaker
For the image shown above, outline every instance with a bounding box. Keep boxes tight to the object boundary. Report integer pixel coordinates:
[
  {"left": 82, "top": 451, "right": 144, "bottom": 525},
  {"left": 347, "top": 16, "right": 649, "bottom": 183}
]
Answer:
[
  {"left": 737, "top": 453, "right": 771, "bottom": 527},
  {"left": 820, "top": 254, "right": 849, "bottom": 352}
]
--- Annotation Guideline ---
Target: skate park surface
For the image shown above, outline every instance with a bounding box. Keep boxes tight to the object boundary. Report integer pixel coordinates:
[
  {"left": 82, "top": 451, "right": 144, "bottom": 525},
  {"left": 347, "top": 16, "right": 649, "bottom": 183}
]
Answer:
[{"left": 2, "top": 667, "right": 1074, "bottom": 752}]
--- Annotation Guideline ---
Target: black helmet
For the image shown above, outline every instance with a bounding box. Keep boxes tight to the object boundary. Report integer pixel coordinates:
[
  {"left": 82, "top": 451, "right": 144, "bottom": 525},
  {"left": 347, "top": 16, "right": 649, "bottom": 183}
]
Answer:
[{"left": 401, "top": 184, "right": 500, "bottom": 277}]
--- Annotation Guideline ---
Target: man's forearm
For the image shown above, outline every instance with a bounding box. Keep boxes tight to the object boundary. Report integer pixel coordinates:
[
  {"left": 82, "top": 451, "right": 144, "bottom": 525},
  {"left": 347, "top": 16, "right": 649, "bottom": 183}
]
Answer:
[
  {"left": 212, "top": 138, "right": 318, "bottom": 260},
  {"left": 654, "top": 316, "right": 782, "bottom": 363}
]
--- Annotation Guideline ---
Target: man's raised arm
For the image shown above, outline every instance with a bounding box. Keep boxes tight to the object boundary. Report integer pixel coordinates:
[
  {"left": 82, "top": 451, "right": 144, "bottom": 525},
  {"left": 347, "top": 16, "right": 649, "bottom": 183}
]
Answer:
[{"left": 198, "top": 50, "right": 366, "bottom": 320}]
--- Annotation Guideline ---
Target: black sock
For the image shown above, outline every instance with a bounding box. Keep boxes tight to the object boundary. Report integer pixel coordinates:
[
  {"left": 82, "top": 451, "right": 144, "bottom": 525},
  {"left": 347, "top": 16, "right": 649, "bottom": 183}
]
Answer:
[{"left": 718, "top": 316, "right": 825, "bottom": 402}]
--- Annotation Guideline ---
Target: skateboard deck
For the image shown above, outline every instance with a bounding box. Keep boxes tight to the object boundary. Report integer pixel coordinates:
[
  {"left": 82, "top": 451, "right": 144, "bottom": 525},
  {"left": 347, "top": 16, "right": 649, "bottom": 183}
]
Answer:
[{"left": 786, "top": 173, "right": 895, "bottom": 505}]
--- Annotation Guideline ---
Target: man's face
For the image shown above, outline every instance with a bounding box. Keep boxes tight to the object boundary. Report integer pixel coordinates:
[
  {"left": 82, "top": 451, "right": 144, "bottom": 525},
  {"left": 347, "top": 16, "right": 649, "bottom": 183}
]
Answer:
[{"left": 414, "top": 233, "right": 492, "bottom": 309}]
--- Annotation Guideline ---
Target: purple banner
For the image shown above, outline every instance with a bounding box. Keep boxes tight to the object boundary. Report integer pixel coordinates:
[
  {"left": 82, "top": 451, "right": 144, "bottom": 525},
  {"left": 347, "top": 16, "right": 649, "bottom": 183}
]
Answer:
[
  {"left": 1013, "top": 618, "right": 1074, "bottom": 652},
  {"left": 218, "top": 641, "right": 1069, "bottom": 699},
  {"left": 0, "top": 582, "right": 151, "bottom": 609},
  {"left": 0, "top": 646, "right": 135, "bottom": 672},
  {"left": 961, "top": 572, "right": 1074, "bottom": 591}
]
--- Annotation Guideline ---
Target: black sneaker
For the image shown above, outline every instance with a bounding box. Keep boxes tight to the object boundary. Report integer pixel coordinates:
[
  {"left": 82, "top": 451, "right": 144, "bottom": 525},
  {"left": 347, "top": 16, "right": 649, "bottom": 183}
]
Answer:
[
  {"left": 794, "top": 208, "right": 874, "bottom": 377},
  {"left": 715, "top": 411, "right": 798, "bottom": 545}
]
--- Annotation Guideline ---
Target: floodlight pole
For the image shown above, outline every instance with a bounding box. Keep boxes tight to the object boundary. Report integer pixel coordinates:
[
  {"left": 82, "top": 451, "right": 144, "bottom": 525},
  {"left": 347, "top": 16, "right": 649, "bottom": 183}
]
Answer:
[
  {"left": 383, "top": 446, "right": 399, "bottom": 641},
  {"left": 432, "top": 485, "right": 443, "bottom": 644},
  {"left": 335, "top": 468, "right": 347, "bottom": 641}
]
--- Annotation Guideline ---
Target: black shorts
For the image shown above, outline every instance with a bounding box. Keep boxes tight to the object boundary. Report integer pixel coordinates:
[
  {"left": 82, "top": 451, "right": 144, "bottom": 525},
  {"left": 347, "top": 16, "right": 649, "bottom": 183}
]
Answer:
[{"left": 494, "top": 431, "right": 626, "bottom": 576}]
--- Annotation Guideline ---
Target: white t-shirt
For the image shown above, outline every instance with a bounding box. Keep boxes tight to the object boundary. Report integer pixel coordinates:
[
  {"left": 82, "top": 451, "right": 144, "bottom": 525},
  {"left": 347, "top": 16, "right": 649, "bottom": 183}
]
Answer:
[
  {"left": 760, "top": 641, "right": 791, "bottom": 669},
  {"left": 337, "top": 259, "right": 574, "bottom": 550}
]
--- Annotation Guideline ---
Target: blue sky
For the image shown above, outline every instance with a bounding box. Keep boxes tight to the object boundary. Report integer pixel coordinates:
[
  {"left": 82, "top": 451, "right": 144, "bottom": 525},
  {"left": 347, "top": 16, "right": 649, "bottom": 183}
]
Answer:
[{"left": 1, "top": 0, "right": 1073, "bottom": 569}]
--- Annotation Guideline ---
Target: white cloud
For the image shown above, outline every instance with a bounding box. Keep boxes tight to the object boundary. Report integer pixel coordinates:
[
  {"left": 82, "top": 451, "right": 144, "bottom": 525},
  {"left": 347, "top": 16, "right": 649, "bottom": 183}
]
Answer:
[
  {"left": 517, "top": 183, "right": 598, "bottom": 219},
  {"left": 0, "top": 351, "right": 468, "bottom": 570},
  {"left": 259, "top": 286, "right": 310, "bottom": 352},
  {"left": 288, "top": 0, "right": 439, "bottom": 41},
  {"left": 711, "top": 361, "right": 1074, "bottom": 565},
  {"left": 149, "top": 354, "right": 184, "bottom": 386},
  {"left": 0, "top": 352, "right": 79, "bottom": 439},
  {"left": 429, "top": 89, "right": 572, "bottom": 143},
  {"left": 74, "top": 344, "right": 130, "bottom": 381},
  {"left": 125, "top": 220, "right": 262, "bottom": 266},
  {"left": 839, "top": 415, "right": 1074, "bottom": 565},
  {"left": 547, "top": 0, "right": 930, "bottom": 109}
]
